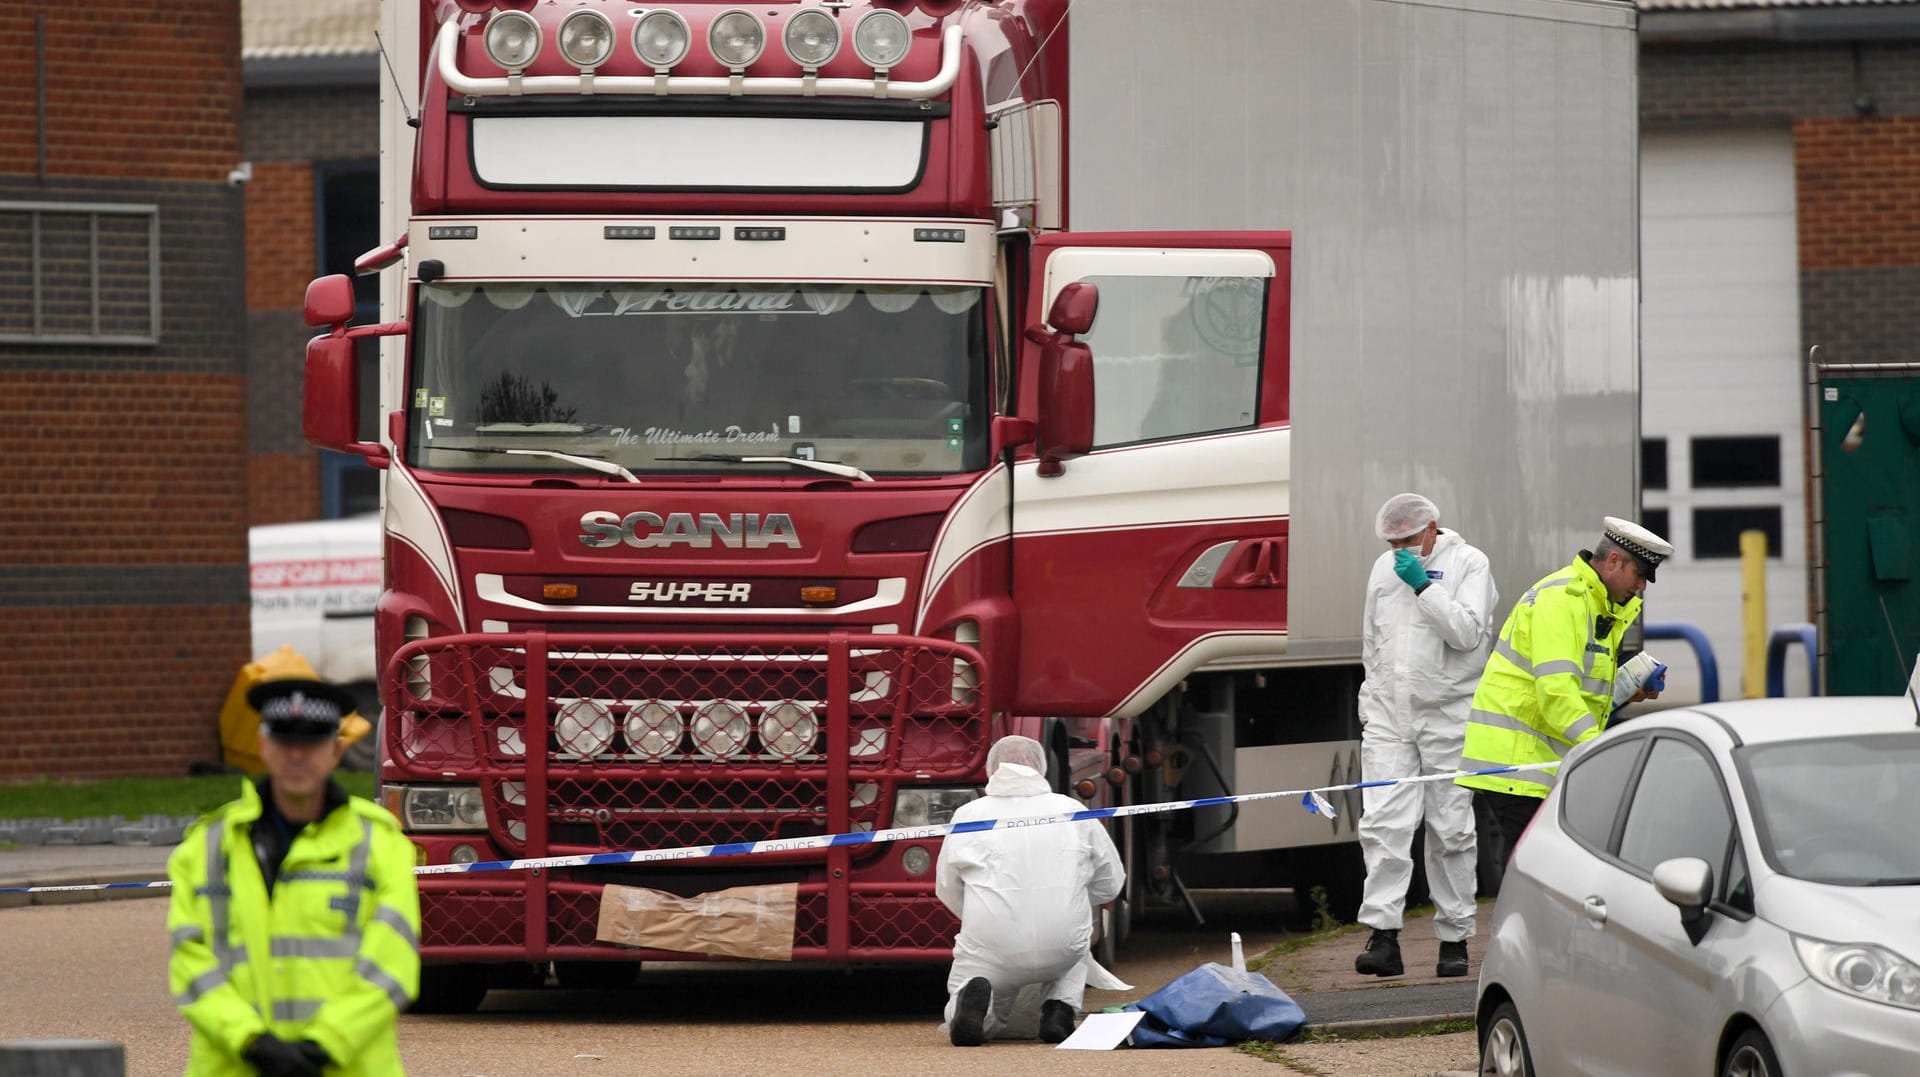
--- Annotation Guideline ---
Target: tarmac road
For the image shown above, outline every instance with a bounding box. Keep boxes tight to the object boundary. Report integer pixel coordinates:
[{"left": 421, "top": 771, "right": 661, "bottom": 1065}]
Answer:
[{"left": 0, "top": 890, "right": 1479, "bottom": 1076}]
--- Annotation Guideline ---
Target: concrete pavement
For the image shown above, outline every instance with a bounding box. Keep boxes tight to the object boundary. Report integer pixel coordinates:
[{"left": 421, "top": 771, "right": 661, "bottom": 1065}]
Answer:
[{"left": 0, "top": 841, "right": 1482, "bottom": 1056}]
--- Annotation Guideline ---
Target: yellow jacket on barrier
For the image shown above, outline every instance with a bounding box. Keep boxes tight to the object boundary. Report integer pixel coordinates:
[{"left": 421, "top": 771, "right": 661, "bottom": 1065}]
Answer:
[
  {"left": 1456, "top": 554, "right": 1641, "bottom": 799},
  {"left": 167, "top": 779, "right": 419, "bottom": 1076}
]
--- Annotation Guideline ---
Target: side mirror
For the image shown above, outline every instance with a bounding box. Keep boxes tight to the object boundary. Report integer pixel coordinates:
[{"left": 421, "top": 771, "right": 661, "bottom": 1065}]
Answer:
[
  {"left": 1048, "top": 281, "right": 1098, "bottom": 335},
  {"left": 1028, "top": 282, "right": 1099, "bottom": 477},
  {"left": 304, "top": 274, "right": 356, "bottom": 328},
  {"left": 1037, "top": 339, "right": 1094, "bottom": 476},
  {"left": 1652, "top": 856, "right": 1714, "bottom": 945},
  {"left": 304, "top": 335, "right": 389, "bottom": 467}
]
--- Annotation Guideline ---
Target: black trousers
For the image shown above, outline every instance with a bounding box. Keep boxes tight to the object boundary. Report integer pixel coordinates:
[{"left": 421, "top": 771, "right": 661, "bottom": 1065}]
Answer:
[{"left": 1476, "top": 789, "right": 1546, "bottom": 882}]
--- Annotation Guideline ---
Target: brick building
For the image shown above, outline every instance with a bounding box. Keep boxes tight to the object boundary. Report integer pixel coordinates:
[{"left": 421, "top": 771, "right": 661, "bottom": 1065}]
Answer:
[
  {"left": 1637, "top": 0, "right": 1920, "bottom": 699},
  {"left": 243, "top": 0, "right": 381, "bottom": 526},
  {"left": 0, "top": 3, "right": 251, "bottom": 780}
]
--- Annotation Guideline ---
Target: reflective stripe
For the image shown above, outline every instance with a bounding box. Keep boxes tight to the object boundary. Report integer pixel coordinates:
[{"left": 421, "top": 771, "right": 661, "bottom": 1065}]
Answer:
[
  {"left": 1467, "top": 709, "right": 1573, "bottom": 761},
  {"left": 204, "top": 820, "right": 242, "bottom": 968},
  {"left": 170, "top": 925, "right": 204, "bottom": 947},
  {"left": 1461, "top": 757, "right": 1559, "bottom": 789},
  {"left": 1581, "top": 676, "right": 1611, "bottom": 696},
  {"left": 329, "top": 821, "right": 373, "bottom": 925},
  {"left": 271, "top": 936, "right": 359, "bottom": 959},
  {"left": 1535, "top": 660, "right": 1583, "bottom": 679},
  {"left": 282, "top": 870, "right": 369, "bottom": 885},
  {"left": 1493, "top": 638, "right": 1532, "bottom": 672},
  {"left": 1564, "top": 714, "right": 1600, "bottom": 742},
  {"left": 175, "top": 966, "right": 228, "bottom": 1006},
  {"left": 273, "top": 998, "right": 325, "bottom": 1022},
  {"left": 356, "top": 956, "right": 411, "bottom": 1010},
  {"left": 373, "top": 905, "right": 420, "bottom": 951},
  {"left": 1520, "top": 575, "right": 1574, "bottom": 607}
]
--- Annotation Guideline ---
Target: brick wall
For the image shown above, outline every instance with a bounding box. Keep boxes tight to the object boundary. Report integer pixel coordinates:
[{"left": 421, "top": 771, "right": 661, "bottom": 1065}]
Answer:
[
  {"left": 243, "top": 84, "right": 380, "bottom": 525},
  {"left": 1643, "top": 41, "right": 1920, "bottom": 370},
  {"left": 0, "top": 3, "right": 247, "bottom": 780}
]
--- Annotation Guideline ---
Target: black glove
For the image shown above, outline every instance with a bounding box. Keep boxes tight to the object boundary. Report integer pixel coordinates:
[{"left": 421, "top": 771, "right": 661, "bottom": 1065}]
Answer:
[
  {"left": 297, "top": 1042, "right": 334, "bottom": 1073},
  {"left": 243, "top": 1033, "right": 324, "bottom": 1077}
]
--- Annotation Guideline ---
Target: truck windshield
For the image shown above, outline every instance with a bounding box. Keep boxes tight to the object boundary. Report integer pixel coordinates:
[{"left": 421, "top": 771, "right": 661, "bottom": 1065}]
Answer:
[{"left": 406, "top": 281, "right": 991, "bottom": 476}]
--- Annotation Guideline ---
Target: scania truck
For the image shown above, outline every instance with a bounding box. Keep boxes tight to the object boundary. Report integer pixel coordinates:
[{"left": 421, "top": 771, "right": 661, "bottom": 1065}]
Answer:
[{"left": 301, "top": 0, "right": 1639, "bottom": 1010}]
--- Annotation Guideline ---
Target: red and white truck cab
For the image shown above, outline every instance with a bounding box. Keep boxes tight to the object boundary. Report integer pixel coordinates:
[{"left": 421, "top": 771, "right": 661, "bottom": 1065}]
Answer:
[{"left": 303, "top": 0, "right": 1639, "bottom": 1008}]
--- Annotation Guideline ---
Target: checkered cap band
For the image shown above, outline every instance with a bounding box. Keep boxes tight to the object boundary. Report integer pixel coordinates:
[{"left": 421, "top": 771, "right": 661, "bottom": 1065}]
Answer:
[
  {"left": 260, "top": 691, "right": 343, "bottom": 724},
  {"left": 1608, "top": 531, "right": 1666, "bottom": 567}
]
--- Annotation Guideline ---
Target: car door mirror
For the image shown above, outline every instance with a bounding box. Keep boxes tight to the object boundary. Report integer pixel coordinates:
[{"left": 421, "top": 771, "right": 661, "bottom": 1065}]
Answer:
[{"left": 1652, "top": 856, "right": 1714, "bottom": 945}]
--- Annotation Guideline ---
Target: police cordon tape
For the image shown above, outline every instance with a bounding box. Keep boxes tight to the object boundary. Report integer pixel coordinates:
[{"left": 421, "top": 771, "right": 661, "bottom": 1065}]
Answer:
[{"left": 0, "top": 762, "right": 1557, "bottom": 895}]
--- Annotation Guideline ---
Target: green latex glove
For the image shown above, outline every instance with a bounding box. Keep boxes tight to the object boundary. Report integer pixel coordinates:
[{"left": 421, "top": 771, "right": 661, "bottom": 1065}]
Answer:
[{"left": 1393, "top": 547, "right": 1428, "bottom": 590}]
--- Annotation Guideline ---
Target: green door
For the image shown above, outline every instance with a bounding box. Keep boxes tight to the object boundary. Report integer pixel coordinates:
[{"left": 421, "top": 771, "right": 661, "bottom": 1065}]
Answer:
[{"left": 1819, "top": 375, "right": 1920, "bottom": 694}]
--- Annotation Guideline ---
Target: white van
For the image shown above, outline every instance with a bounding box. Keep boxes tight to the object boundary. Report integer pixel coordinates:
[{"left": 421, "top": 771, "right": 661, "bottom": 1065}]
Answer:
[{"left": 248, "top": 513, "right": 381, "bottom": 695}]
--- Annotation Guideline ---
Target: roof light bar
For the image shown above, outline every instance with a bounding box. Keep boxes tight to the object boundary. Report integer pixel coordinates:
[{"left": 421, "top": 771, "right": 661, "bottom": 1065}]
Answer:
[{"left": 438, "top": 20, "right": 962, "bottom": 100}]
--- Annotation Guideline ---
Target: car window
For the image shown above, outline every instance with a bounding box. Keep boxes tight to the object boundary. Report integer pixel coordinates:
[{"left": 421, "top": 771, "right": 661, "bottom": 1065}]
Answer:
[
  {"left": 1560, "top": 737, "right": 1646, "bottom": 853},
  {"left": 1741, "top": 733, "right": 1920, "bottom": 885},
  {"left": 1617, "top": 737, "right": 1733, "bottom": 876}
]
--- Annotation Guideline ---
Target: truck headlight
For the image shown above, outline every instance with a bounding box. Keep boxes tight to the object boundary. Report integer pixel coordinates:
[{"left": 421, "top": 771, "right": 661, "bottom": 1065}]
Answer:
[
  {"left": 385, "top": 785, "right": 488, "bottom": 832},
  {"left": 558, "top": 10, "right": 615, "bottom": 69},
  {"left": 783, "top": 10, "right": 840, "bottom": 68},
  {"left": 852, "top": 10, "right": 909, "bottom": 69},
  {"left": 708, "top": 10, "right": 765, "bottom": 69},
  {"left": 484, "top": 10, "right": 542, "bottom": 71},
  {"left": 556, "top": 699, "right": 615, "bottom": 759},
  {"left": 1794, "top": 936, "right": 1920, "bottom": 1011},
  {"left": 633, "top": 10, "right": 690, "bottom": 69},
  {"left": 892, "top": 786, "right": 978, "bottom": 828},
  {"left": 692, "top": 700, "right": 751, "bottom": 760},
  {"left": 759, "top": 702, "right": 818, "bottom": 761}
]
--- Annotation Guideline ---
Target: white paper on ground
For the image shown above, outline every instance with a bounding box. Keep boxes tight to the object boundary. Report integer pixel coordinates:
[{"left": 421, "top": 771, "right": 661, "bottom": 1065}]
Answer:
[{"left": 1056, "top": 1010, "right": 1146, "bottom": 1050}]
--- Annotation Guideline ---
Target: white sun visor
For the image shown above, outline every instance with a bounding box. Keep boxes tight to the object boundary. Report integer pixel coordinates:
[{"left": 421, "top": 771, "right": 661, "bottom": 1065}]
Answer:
[{"left": 470, "top": 115, "right": 928, "bottom": 190}]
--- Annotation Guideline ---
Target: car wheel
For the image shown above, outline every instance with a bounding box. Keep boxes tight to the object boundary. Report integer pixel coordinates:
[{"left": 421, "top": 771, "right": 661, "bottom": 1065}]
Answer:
[
  {"left": 1722, "top": 1029, "right": 1782, "bottom": 1077},
  {"left": 411, "top": 964, "right": 489, "bottom": 1014},
  {"left": 1479, "top": 1001, "right": 1534, "bottom": 1077}
]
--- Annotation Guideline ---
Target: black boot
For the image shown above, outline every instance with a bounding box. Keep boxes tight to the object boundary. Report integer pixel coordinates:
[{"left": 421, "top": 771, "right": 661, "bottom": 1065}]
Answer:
[
  {"left": 1039, "top": 999, "right": 1077, "bottom": 1043},
  {"left": 1437, "top": 939, "right": 1469, "bottom": 978},
  {"left": 1354, "top": 928, "right": 1404, "bottom": 977},
  {"left": 949, "top": 977, "right": 992, "bottom": 1047}
]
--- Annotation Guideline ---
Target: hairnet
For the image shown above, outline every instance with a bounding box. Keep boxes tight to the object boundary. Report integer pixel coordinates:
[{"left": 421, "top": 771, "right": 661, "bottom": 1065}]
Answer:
[
  {"left": 1375, "top": 493, "right": 1439, "bottom": 541},
  {"left": 986, "top": 735, "right": 1048, "bottom": 775}
]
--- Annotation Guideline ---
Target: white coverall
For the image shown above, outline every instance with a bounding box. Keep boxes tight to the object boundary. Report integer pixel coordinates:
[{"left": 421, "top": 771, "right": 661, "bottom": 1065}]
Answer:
[
  {"left": 1356, "top": 527, "right": 1497, "bottom": 941},
  {"left": 936, "top": 756, "right": 1127, "bottom": 1040}
]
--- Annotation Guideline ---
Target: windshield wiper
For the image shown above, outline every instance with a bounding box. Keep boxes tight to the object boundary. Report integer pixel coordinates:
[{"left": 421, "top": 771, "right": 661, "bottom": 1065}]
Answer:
[
  {"left": 445, "top": 446, "right": 640, "bottom": 483},
  {"left": 683, "top": 453, "right": 874, "bottom": 482}
]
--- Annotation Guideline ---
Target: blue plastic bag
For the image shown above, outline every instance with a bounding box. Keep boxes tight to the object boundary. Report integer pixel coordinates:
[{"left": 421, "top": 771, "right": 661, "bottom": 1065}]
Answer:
[{"left": 1122, "top": 962, "right": 1308, "bottom": 1047}]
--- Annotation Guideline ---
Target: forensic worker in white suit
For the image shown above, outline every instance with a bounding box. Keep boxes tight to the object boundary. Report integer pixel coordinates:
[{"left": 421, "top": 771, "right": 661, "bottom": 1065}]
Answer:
[
  {"left": 1352, "top": 493, "right": 1498, "bottom": 979},
  {"left": 936, "top": 735, "right": 1127, "bottom": 1046}
]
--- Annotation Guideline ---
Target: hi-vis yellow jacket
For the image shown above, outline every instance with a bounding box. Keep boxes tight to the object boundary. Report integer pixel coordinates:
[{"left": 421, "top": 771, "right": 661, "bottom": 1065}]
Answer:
[
  {"left": 166, "top": 779, "right": 419, "bottom": 1076},
  {"left": 1456, "top": 553, "right": 1642, "bottom": 799}
]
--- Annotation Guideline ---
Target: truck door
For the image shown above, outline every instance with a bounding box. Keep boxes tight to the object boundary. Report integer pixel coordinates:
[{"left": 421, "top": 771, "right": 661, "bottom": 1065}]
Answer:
[{"left": 1011, "top": 232, "right": 1292, "bottom": 717}]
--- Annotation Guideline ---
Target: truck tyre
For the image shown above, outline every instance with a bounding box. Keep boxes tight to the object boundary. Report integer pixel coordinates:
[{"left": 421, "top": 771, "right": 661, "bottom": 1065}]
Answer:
[{"left": 412, "top": 965, "right": 489, "bottom": 1014}]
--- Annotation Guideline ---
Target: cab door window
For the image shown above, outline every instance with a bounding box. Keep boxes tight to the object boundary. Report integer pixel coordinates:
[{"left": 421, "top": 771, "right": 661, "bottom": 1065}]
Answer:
[{"left": 1076, "top": 273, "right": 1264, "bottom": 447}]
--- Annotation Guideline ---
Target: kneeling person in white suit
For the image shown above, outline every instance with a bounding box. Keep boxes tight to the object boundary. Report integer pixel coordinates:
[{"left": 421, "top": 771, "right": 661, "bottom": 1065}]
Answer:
[{"left": 936, "top": 735, "right": 1127, "bottom": 1046}]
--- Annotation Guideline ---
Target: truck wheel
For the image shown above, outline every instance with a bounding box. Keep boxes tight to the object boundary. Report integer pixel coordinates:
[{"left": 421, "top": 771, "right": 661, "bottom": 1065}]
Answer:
[
  {"left": 553, "top": 960, "right": 640, "bottom": 990},
  {"left": 411, "top": 965, "right": 489, "bottom": 1014}
]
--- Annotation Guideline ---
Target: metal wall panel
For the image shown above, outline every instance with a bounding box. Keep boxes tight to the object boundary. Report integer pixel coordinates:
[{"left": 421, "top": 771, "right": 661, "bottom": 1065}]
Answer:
[{"left": 1070, "top": 0, "right": 1640, "bottom": 651}]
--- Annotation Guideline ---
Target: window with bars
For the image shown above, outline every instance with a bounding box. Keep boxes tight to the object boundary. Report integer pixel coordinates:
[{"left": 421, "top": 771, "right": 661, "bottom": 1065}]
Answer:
[{"left": 0, "top": 201, "right": 160, "bottom": 344}]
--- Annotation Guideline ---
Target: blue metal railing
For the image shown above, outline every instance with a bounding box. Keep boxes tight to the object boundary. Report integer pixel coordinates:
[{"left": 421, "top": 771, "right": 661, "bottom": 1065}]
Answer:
[
  {"left": 1645, "top": 622, "right": 1720, "bottom": 703},
  {"left": 1766, "top": 623, "right": 1820, "bottom": 697}
]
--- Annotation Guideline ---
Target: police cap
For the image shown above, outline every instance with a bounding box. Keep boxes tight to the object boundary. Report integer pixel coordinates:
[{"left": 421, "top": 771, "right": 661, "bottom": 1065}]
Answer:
[
  {"left": 247, "top": 678, "right": 356, "bottom": 742},
  {"left": 1601, "top": 516, "right": 1674, "bottom": 583}
]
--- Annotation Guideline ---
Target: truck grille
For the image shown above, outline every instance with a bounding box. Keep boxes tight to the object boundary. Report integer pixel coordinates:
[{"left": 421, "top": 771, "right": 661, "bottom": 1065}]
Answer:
[{"left": 385, "top": 632, "right": 986, "bottom": 856}]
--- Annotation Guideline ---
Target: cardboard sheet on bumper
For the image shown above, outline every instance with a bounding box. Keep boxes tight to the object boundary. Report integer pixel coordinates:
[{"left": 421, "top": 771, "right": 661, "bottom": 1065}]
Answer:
[{"left": 595, "top": 882, "right": 798, "bottom": 961}]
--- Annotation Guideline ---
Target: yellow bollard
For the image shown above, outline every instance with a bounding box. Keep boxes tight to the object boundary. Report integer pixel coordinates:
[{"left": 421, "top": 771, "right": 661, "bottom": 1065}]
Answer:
[{"left": 1741, "top": 529, "right": 1768, "bottom": 698}]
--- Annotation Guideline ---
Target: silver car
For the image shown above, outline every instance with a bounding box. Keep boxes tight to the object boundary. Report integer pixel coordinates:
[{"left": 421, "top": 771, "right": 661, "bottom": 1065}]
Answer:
[{"left": 1476, "top": 696, "right": 1920, "bottom": 1076}]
